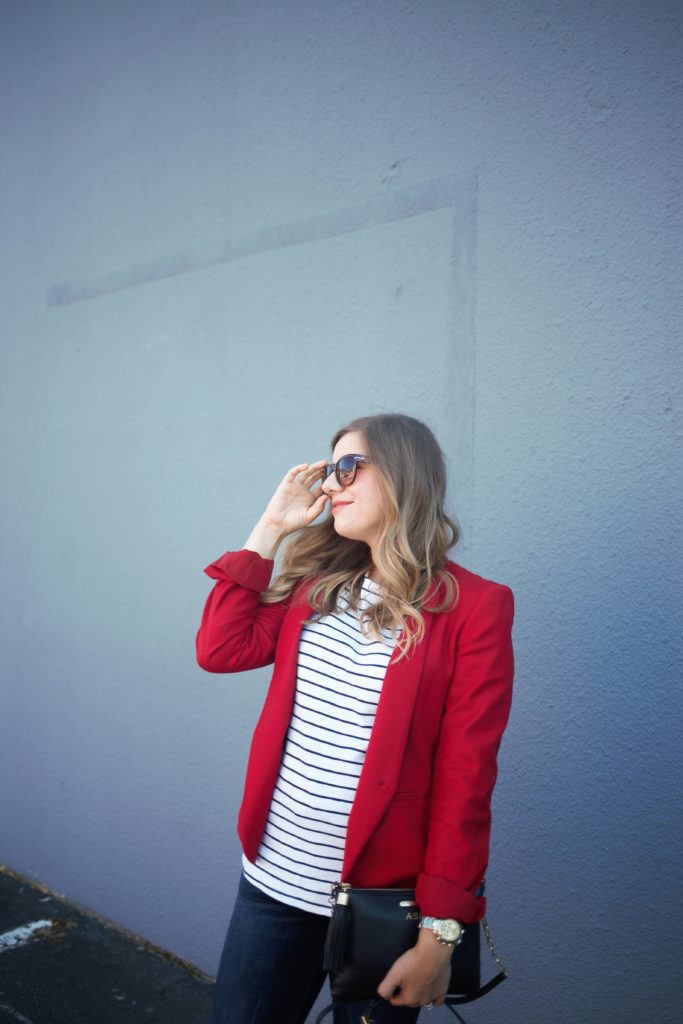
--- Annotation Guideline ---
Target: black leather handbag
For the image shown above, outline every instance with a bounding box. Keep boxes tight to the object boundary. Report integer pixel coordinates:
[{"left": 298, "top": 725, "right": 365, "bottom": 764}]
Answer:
[{"left": 315, "top": 884, "right": 507, "bottom": 1023}]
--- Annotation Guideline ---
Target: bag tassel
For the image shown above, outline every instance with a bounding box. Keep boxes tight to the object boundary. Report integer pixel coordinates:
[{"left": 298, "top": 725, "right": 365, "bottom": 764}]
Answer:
[{"left": 322, "top": 886, "right": 350, "bottom": 973}]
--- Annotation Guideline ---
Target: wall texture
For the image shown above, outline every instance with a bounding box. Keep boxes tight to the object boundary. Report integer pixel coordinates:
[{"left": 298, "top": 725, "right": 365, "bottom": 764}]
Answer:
[{"left": 1, "top": 2, "right": 681, "bottom": 1022}]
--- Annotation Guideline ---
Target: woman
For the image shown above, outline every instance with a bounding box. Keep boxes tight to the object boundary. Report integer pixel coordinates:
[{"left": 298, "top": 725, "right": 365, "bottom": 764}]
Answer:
[{"left": 196, "top": 413, "right": 514, "bottom": 1024}]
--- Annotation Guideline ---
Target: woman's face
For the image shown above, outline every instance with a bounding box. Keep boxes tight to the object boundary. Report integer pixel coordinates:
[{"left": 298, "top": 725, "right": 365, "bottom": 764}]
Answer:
[{"left": 323, "top": 430, "right": 387, "bottom": 553}]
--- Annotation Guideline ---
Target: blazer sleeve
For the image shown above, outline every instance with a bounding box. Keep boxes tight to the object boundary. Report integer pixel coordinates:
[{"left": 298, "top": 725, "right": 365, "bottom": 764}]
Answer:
[
  {"left": 195, "top": 549, "right": 291, "bottom": 673},
  {"left": 415, "top": 582, "right": 515, "bottom": 922}
]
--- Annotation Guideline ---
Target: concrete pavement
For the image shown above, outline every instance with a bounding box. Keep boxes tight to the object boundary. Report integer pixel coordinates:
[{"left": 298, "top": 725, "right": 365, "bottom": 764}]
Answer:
[{"left": 0, "top": 865, "right": 214, "bottom": 1024}]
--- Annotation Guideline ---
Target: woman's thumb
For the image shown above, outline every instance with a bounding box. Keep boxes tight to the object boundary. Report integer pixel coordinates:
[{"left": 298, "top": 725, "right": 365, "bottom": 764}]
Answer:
[{"left": 306, "top": 492, "right": 329, "bottom": 522}]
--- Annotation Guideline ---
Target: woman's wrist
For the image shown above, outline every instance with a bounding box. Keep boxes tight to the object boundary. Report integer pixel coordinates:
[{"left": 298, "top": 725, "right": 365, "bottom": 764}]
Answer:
[
  {"left": 415, "top": 926, "right": 457, "bottom": 961},
  {"left": 243, "top": 516, "right": 286, "bottom": 560}
]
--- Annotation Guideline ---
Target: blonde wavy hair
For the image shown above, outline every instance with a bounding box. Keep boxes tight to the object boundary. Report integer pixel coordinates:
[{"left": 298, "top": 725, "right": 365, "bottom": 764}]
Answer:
[{"left": 263, "top": 413, "right": 460, "bottom": 661}]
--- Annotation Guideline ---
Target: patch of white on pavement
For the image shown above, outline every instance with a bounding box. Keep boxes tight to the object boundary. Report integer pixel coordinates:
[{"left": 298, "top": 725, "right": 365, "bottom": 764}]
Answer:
[{"left": 0, "top": 919, "right": 54, "bottom": 953}]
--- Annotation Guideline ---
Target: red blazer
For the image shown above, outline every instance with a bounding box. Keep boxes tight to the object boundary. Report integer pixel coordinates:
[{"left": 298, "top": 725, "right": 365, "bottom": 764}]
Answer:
[{"left": 196, "top": 548, "right": 514, "bottom": 923}]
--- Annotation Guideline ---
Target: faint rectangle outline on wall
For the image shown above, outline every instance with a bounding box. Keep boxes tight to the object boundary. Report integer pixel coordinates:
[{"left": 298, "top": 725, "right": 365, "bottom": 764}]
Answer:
[
  {"left": 46, "top": 173, "right": 476, "bottom": 308},
  {"left": 46, "top": 170, "right": 478, "bottom": 552}
]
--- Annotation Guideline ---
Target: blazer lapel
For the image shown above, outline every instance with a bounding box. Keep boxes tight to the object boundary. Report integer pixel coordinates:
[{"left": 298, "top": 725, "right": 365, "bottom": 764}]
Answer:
[
  {"left": 342, "top": 611, "right": 435, "bottom": 878},
  {"left": 267, "top": 596, "right": 311, "bottom": 730}
]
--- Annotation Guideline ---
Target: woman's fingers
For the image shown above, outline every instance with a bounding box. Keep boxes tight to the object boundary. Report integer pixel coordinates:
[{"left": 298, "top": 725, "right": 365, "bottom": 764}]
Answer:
[
  {"left": 301, "top": 460, "right": 328, "bottom": 479},
  {"left": 284, "top": 463, "right": 313, "bottom": 482},
  {"left": 284, "top": 461, "right": 328, "bottom": 489}
]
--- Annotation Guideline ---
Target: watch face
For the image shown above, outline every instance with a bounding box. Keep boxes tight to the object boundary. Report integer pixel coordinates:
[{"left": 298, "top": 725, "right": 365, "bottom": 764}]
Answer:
[{"left": 438, "top": 919, "right": 462, "bottom": 942}]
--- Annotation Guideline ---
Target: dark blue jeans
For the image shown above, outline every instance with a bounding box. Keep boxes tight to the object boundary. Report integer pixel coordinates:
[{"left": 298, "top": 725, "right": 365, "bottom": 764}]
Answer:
[{"left": 212, "top": 873, "right": 421, "bottom": 1024}]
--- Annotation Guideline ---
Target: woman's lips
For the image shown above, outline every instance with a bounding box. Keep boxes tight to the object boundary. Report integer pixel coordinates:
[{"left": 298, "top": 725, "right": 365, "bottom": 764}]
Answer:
[{"left": 331, "top": 502, "right": 352, "bottom": 512}]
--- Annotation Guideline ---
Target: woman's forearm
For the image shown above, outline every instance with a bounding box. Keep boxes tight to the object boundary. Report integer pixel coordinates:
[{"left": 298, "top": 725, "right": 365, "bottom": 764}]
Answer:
[{"left": 243, "top": 516, "right": 286, "bottom": 559}]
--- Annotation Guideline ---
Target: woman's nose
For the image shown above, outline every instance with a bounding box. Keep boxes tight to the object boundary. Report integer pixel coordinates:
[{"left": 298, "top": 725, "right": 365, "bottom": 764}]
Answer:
[{"left": 322, "top": 469, "right": 342, "bottom": 493}]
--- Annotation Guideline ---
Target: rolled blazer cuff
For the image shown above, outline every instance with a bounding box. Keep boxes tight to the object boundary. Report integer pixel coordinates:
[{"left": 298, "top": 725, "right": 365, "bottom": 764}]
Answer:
[
  {"left": 203, "top": 549, "right": 275, "bottom": 591},
  {"left": 415, "top": 872, "right": 485, "bottom": 924}
]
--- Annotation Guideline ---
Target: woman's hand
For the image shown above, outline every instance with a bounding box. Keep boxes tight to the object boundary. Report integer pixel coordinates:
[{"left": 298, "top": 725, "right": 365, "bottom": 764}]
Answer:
[
  {"left": 376, "top": 929, "right": 453, "bottom": 1008},
  {"left": 243, "top": 461, "right": 330, "bottom": 558},
  {"left": 261, "top": 461, "right": 330, "bottom": 534}
]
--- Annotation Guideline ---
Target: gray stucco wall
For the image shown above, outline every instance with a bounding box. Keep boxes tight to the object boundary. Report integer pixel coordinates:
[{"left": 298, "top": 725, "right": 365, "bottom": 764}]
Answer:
[{"left": 1, "top": 2, "right": 680, "bottom": 1022}]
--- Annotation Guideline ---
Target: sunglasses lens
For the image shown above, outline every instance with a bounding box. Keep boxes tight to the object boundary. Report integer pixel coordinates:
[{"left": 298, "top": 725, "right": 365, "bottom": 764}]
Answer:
[{"left": 337, "top": 456, "right": 357, "bottom": 485}]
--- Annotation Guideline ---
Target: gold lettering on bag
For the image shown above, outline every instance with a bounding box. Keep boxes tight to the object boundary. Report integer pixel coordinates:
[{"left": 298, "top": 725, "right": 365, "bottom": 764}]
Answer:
[{"left": 405, "top": 910, "right": 420, "bottom": 920}]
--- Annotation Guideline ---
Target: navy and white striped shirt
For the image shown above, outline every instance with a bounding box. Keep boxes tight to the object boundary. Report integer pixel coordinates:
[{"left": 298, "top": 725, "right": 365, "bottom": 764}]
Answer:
[{"left": 243, "top": 577, "right": 399, "bottom": 915}]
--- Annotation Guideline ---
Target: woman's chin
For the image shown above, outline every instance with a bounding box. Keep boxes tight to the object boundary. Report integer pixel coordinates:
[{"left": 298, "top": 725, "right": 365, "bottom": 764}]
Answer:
[
  {"left": 333, "top": 527, "right": 374, "bottom": 553},
  {"left": 333, "top": 522, "right": 361, "bottom": 542}
]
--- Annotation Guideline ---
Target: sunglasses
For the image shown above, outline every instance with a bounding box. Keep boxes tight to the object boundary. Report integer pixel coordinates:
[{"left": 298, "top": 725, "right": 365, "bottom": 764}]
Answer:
[{"left": 321, "top": 454, "right": 369, "bottom": 487}]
